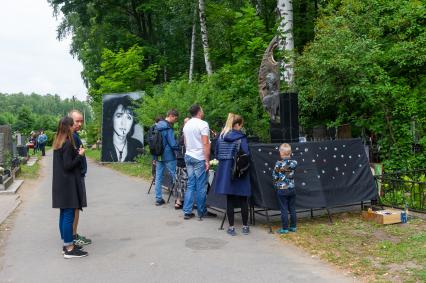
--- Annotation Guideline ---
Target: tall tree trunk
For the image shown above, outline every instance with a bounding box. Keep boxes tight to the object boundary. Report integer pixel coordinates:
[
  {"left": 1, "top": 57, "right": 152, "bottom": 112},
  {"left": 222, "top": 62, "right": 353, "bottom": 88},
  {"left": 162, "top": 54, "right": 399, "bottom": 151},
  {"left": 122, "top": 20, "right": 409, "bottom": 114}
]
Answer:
[
  {"left": 277, "top": 0, "right": 294, "bottom": 88},
  {"left": 189, "top": 6, "right": 197, "bottom": 83},
  {"left": 163, "top": 50, "right": 168, "bottom": 82},
  {"left": 198, "top": 0, "right": 213, "bottom": 76}
]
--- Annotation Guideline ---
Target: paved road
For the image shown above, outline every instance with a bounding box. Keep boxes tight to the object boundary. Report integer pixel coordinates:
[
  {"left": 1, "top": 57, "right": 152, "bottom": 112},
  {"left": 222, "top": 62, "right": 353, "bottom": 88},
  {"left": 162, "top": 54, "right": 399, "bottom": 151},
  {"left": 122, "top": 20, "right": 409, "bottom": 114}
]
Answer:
[{"left": 0, "top": 152, "right": 353, "bottom": 283}]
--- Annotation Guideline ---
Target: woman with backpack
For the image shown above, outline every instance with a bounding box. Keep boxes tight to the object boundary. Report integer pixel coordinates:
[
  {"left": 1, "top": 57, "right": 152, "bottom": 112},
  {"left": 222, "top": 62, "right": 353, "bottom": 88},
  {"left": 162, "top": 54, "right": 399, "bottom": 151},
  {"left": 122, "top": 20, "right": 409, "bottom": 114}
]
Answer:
[{"left": 213, "top": 113, "right": 251, "bottom": 236}]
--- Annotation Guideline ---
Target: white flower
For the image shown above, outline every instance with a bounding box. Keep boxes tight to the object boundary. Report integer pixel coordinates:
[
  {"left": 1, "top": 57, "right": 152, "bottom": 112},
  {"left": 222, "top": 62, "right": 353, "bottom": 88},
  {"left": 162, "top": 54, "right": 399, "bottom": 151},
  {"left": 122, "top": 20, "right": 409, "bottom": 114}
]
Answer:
[{"left": 209, "top": 159, "right": 219, "bottom": 166}]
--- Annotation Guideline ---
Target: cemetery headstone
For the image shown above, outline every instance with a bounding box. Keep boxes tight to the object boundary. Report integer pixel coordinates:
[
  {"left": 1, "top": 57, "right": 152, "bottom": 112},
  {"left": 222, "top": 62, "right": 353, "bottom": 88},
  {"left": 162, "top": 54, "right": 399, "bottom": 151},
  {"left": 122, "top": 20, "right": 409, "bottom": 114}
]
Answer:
[{"left": 0, "top": 126, "right": 13, "bottom": 167}]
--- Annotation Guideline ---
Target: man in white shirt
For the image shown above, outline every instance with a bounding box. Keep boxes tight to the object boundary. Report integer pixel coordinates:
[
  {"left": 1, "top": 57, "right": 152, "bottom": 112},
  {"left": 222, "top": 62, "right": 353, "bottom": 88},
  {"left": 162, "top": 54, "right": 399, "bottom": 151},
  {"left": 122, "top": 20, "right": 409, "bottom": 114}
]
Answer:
[{"left": 182, "top": 105, "right": 216, "bottom": 219}]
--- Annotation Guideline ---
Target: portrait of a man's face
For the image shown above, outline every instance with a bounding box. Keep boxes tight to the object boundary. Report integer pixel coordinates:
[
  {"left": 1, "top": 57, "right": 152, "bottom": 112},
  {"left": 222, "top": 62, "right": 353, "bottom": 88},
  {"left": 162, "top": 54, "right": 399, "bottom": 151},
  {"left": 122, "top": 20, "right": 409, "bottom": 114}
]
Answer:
[{"left": 101, "top": 92, "right": 144, "bottom": 162}]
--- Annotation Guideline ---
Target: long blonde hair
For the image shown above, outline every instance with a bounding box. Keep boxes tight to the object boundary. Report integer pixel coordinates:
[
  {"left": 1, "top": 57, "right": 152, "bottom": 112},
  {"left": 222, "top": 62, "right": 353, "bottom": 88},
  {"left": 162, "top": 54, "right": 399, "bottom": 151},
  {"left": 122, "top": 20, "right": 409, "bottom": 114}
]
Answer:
[{"left": 220, "top": 113, "right": 243, "bottom": 138}]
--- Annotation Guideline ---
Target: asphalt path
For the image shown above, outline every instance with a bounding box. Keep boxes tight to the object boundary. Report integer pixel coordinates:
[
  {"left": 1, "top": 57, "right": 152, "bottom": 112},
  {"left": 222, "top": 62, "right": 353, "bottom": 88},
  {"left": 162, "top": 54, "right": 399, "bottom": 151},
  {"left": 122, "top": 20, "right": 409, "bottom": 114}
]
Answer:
[{"left": 0, "top": 152, "right": 354, "bottom": 283}]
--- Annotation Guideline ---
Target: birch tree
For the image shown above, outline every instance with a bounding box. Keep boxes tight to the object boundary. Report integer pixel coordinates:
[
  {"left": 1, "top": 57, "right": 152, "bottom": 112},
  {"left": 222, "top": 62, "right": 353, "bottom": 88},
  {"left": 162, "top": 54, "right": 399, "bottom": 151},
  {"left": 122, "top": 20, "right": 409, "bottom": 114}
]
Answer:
[
  {"left": 277, "top": 0, "right": 294, "bottom": 87},
  {"left": 189, "top": 6, "right": 197, "bottom": 83},
  {"left": 198, "top": 0, "right": 213, "bottom": 76}
]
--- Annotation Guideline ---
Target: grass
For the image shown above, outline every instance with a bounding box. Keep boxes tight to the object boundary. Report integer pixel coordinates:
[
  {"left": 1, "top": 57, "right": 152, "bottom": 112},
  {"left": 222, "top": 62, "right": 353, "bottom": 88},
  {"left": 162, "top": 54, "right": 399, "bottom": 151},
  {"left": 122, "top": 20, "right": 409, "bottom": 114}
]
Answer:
[
  {"left": 85, "top": 149, "right": 153, "bottom": 180},
  {"left": 273, "top": 212, "right": 426, "bottom": 282},
  {"left": 19, "top": 147, "right": 50, "bottom": 179}
]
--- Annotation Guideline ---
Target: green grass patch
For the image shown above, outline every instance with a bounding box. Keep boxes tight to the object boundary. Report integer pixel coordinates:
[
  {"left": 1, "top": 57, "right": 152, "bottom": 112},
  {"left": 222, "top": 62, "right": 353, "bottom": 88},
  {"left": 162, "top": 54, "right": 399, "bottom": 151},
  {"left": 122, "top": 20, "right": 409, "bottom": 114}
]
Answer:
[
  {"left": 85, "top": 149, "right": 152, "bottom": 180},
  {"left": 274, "top": 212, "right": 426, "bottom": 282},
  {"left": 19, "top": 147, "right": 51, "bottom": 179}
]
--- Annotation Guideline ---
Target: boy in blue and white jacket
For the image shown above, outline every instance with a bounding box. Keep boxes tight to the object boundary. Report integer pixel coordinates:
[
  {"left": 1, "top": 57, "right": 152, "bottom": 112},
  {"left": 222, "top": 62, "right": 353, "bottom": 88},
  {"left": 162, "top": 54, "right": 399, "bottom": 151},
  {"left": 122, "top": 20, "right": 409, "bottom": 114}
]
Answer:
[{"left": 272, "top": 143, "right": 298, "bottom": 234}]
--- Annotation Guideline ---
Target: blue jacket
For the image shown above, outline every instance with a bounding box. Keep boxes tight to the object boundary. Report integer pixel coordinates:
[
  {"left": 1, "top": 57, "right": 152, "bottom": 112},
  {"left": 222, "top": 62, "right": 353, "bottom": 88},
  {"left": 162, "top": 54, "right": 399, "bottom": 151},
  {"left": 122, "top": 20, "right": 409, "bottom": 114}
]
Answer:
[
  {"left": 153, "top": 120, "right": 179, "bottom": 162},
  {"left": 212, "top": 130, "right": 251, "bottom": 197}
]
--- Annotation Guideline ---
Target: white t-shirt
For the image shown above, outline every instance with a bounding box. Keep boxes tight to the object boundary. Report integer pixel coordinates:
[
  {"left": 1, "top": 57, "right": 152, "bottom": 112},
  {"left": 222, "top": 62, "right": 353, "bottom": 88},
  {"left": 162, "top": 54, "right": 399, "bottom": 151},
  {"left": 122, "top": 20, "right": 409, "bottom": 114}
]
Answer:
[{"left": 183, "top": 117, "right": 210, "bottom": 161}]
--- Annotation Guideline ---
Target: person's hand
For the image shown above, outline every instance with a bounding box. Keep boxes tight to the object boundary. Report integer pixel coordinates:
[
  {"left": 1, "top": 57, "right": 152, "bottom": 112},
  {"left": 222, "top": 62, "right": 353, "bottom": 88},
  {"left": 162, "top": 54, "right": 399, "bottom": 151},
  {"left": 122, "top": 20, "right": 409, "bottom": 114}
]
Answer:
[
  {"left": 205, "top": 161, "right": 210, "bottom": 172},
  {"left": 78, "top": 146, "right": 85, "bottom": 156}
]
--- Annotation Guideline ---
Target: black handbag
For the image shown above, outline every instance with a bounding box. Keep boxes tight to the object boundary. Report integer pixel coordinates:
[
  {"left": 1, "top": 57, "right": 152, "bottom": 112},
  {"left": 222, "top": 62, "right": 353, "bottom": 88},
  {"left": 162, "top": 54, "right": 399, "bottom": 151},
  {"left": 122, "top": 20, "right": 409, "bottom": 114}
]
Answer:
[{"left": 232, "top": 139, "right": 250, "bottom": 179}]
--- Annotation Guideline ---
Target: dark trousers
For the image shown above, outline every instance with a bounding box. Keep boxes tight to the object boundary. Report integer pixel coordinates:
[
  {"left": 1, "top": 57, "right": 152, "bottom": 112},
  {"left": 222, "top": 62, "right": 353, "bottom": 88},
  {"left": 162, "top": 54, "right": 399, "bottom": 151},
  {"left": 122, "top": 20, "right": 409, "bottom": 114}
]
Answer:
[
  {"left": 59, "top": 208, "right": 75, "bottom": 245},
  {"left": 40, "top": 144, "right": 46, "bottom": 156},
  {"left": 276, "top": 189, "right": 297, "bottom": 229},
  {"left": 226, "top": 195, "right": 248, "bottom": 226}
]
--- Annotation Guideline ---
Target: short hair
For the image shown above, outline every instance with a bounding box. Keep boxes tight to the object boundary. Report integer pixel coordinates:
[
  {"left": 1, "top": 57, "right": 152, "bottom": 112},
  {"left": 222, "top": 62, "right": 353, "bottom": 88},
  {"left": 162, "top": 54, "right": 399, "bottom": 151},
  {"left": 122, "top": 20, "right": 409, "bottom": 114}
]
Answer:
[
  {"left": 68, "top": 109, "right": 83, "bottom": 117},
  {"left": 166, "top": 109, "right": 179, "bottom": 117},
  {"left": 279, "top": 143, "right": 292, "bottom": 155},
  {"left": 189, "top": 104, "right": 201, "bottom": 117}
]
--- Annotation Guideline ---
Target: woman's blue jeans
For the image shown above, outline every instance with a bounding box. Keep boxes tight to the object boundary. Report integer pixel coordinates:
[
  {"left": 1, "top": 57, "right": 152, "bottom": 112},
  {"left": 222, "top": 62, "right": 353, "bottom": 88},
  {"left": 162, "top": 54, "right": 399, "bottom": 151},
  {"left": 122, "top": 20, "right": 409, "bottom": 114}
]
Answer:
[
  {"left": 59, "top": 208, "right": 75, "bottom": 246},
  {"left": 183, "top": 155, "right": 207, "bottom": 217}
]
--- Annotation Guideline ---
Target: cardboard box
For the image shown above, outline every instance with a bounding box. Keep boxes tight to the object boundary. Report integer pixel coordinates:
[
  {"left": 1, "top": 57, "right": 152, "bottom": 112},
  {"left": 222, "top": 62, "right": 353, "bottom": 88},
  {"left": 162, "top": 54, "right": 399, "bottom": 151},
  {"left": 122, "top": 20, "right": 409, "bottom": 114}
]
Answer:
[{"left": 362, "top": 209, "right": 402, "bottom": 225}]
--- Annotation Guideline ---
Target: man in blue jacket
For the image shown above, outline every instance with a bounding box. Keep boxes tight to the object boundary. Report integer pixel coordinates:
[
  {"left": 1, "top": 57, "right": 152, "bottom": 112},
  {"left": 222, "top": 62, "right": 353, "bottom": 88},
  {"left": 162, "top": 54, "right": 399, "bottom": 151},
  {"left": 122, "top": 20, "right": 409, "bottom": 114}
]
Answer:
[{"left": 154, "top": 109, "right": 179, "bottom": 206}]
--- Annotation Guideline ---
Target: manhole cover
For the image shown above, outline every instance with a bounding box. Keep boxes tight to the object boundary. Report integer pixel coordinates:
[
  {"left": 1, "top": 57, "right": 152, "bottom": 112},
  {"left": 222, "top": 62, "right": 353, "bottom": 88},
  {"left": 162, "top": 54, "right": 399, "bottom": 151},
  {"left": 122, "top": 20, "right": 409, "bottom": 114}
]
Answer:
[{"left": 185, "top": 237, "right": 227, "bottom": 250}]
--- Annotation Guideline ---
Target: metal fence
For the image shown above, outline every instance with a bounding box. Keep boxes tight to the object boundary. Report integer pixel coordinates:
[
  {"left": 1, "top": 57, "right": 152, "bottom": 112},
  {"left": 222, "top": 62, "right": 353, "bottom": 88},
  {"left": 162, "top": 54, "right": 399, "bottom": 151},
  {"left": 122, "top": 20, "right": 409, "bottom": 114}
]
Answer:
[{"left": 375, "top": 169, "right": 426, "bottom": 212}]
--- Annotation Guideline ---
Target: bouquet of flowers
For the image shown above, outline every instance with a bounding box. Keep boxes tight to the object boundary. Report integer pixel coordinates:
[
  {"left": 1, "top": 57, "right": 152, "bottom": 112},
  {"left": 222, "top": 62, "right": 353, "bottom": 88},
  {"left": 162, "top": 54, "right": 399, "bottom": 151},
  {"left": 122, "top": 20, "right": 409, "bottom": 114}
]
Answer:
[{"left": 209, "top": 159, "right": 219, "bottom": 171}]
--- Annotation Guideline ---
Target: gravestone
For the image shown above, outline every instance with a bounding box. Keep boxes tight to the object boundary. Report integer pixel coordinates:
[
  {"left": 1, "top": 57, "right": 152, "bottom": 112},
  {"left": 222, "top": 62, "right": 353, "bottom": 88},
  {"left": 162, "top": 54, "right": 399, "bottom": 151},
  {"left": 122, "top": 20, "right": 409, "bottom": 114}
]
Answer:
[
  {"left": 0, "top": 133, "right": 4, "bottom": 165},
  {"left": 0, "top": 126, "right": 13, "bottom": 166}
]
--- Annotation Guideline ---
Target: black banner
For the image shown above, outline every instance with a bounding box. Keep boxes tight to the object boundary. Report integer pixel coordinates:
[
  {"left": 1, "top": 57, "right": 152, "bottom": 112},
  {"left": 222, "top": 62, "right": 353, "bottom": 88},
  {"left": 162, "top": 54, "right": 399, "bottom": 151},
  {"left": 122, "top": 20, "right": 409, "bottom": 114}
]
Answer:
[{"left": 207, "top": 139, "right": 377, "bottom": 210}]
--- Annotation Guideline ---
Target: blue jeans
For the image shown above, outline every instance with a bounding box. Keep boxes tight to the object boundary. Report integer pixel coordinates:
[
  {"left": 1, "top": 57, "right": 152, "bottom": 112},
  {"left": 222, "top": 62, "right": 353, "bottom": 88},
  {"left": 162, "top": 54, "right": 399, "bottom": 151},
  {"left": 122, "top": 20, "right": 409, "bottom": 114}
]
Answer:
[
  {"left": 183, "top": 155, "right": 207, "bottom": 217},
  {"left": 59, "top": 208, "right": 75, "bottom": 245},
  {"left": 276, "top": 189, "right": 297, "bottom": 230},
  {"left": 155, "top": 160, "right": 177, "bottom": 202}
]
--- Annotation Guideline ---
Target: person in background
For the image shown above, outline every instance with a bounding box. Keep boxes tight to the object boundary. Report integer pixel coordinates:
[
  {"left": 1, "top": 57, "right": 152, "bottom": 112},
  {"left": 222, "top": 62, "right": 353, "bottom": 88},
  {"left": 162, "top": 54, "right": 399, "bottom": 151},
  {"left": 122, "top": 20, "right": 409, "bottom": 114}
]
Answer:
[
  {"left": 174, "top": 117, "right": 190, "bottom": 209},
  {"left": 272, "top": 143, "right": 298, "bottom": 234},
  {"left": 152, "top": 109, "right": 180, "bottom": 206},
  {"left": 52, "top": 116, "right": 88, "bottom": 258},
  {"left": 213, "top": 113, "right": 251, "bottom": 236},
  {"left": 182, "top": 105, "right": 216, "bottom": 220},
  {"left": 69, "top": 110, "right": 92, "bottom": 246},
  {"left": 37, "top": 129, "right": 48, "bottom": 156}
]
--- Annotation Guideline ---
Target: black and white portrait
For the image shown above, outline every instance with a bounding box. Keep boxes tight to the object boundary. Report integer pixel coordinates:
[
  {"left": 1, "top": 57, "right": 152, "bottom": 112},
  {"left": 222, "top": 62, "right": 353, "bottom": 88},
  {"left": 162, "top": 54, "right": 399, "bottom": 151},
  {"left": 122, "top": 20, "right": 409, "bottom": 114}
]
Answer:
[{"left": 101, "top": 92, "right": 144, "bottom": 162}]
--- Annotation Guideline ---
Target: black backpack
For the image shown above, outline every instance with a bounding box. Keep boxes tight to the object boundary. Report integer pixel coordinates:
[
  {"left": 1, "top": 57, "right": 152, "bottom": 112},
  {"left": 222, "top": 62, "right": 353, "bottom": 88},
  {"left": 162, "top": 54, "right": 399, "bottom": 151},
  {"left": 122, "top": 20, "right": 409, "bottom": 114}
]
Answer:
[
  {"left": 148, "top": 124, "right": 164, "bottom": 156},
  {"left": 232, "top": 139, "right": 250, "bottom": 179}
]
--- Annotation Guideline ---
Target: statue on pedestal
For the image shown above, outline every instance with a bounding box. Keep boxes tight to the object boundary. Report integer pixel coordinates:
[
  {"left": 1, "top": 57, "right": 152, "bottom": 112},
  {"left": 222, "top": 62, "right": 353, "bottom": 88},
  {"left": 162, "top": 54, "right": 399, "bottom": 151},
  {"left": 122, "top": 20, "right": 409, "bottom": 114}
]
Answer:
[{"left": 258, "top": 36, "right": 280, "bottom": 122}]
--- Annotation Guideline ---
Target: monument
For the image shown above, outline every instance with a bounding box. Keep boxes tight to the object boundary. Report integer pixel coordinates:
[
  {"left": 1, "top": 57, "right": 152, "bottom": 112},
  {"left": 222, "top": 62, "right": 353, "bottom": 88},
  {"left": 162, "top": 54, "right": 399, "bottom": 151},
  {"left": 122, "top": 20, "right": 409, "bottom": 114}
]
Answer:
[{"left": 258, "top": 37, "right": 299, "bottom": 143}]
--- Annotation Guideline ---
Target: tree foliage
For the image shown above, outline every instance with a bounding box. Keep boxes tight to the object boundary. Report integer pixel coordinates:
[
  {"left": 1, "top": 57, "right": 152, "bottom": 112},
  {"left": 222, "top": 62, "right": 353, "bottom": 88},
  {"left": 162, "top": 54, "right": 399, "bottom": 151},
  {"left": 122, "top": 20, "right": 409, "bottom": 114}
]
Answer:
[
  {"left": 0, "top": 92, "right": 91, "bottom": 135},
  {"left": 295, "top": 0, "right": 426, "bottom": 169}
]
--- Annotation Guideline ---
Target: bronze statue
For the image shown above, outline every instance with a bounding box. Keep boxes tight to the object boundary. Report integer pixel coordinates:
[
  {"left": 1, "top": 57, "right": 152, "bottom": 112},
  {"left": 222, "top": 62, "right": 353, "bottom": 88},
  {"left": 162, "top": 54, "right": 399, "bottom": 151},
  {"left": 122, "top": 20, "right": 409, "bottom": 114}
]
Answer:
[{"left": 258, "top": 36, "right": 280, "bottom": 122}]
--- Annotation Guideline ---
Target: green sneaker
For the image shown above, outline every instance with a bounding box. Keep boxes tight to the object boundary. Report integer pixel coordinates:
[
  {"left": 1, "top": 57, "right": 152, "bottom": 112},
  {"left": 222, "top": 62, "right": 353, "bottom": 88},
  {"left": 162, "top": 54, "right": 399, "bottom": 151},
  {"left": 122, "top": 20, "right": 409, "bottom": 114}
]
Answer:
[{"left": 74, "top": 234, "right": 92, "bottom": 245}]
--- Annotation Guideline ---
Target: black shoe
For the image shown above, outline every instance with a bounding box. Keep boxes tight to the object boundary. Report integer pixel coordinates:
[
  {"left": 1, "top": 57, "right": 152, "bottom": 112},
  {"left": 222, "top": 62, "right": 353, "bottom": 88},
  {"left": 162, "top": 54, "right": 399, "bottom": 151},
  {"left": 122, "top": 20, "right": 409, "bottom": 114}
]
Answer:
[
  {"left": 63, "top": 247, "right": 88, "bottom": 258},
  {"left": 155, "top": 199, "right": 166, "bottom": 206},
  {"left": 202, "top": 211, "right": 217, "bottom": 218},
  {"left": 62, "top": 244, "right": 83, "bottom": 255},
  {"left": 184, "top": 213, "right": 195, "bottom": 220}
]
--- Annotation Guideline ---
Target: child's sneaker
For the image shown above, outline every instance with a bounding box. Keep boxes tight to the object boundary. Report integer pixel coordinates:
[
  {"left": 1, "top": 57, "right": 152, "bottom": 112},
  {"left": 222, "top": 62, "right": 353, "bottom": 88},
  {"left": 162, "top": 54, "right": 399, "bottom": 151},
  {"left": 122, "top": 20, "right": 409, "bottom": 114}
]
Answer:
[
  {"left": 276, "top": 228, "right": 289, "bottom": 234},
  {"left": 226, "top": 227, "right": 237, "bottom": 236},
  {"left": 242, "top": 226, "right": 250, "bottom": 235},
  {"left": 289, "top": 227, "right": 297, "bottom": 232}
]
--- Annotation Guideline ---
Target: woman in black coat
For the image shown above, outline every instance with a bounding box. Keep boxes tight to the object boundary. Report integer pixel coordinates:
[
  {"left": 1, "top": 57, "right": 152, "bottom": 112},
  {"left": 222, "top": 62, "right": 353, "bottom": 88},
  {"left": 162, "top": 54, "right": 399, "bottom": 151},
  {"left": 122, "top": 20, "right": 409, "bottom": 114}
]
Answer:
[{"left": 52, "top": 116, "right": 88, "bottom": 258}]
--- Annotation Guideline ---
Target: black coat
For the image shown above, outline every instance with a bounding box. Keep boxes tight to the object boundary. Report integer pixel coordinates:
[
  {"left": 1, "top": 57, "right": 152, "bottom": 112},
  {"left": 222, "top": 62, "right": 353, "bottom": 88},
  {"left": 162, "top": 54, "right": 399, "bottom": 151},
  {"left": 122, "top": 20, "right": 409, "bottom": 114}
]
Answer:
[{"left": 52, "top": 139, "right": 87, "bottom": 209}]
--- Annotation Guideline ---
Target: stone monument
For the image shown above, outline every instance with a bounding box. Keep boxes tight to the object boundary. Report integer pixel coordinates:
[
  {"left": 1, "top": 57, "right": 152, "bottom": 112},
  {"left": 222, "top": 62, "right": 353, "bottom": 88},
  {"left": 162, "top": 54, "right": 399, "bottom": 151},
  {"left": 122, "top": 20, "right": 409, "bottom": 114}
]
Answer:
[
  {"left": 258, "top": 37, "right": 299, "bottom": 142},
  {"left": 0, "top": 126, "right": 13, "bottom": 166}
]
